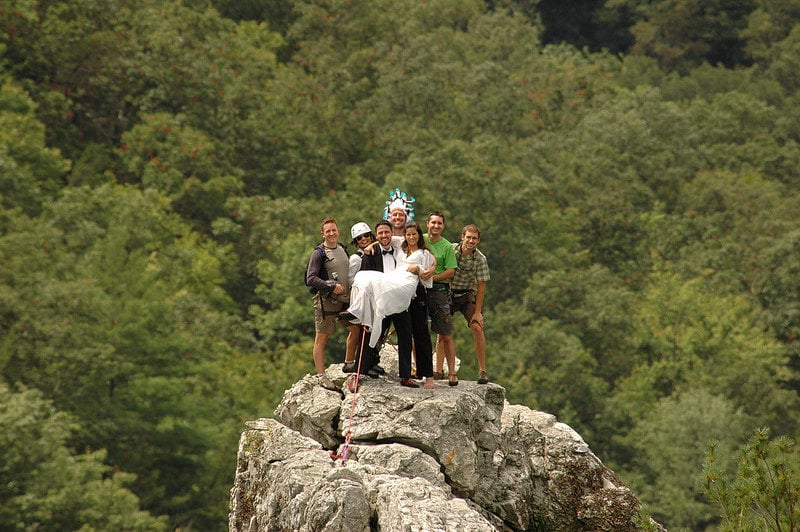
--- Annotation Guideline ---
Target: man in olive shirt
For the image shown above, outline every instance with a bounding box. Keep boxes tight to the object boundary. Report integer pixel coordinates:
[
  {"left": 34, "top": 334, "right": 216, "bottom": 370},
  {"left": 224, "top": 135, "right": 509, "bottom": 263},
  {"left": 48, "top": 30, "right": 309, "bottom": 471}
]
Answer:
[{"left": 305, "top": 217, "right": 350, "bottom": 375}]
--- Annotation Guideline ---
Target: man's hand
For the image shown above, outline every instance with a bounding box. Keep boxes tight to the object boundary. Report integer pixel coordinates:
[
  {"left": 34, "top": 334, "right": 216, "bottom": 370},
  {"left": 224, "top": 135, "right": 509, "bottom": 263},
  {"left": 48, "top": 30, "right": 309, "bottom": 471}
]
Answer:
[
  {"left": 470, "top": 312, "right": 484, "bottom": 329},
  {"left": 419, "top": 266, "right": 434, "bottom": 281}
]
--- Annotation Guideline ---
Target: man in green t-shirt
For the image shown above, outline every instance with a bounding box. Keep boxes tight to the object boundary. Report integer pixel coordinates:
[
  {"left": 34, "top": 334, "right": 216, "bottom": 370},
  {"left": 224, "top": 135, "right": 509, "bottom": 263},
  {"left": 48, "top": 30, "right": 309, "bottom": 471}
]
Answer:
[{"left": 424, "top": 210, "right": 459, "bottom": 386}]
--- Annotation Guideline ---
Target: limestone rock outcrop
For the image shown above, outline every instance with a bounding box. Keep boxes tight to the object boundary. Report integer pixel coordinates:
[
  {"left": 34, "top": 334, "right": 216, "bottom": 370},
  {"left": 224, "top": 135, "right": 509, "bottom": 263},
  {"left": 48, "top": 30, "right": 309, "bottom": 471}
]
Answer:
[{"left": 229, "top": 347, "right": 663, "bottom": 531}]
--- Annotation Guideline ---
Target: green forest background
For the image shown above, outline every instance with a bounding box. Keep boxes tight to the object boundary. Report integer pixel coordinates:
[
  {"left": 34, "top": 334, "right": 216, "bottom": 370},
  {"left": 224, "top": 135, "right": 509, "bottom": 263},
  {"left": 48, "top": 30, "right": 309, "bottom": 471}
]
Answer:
[{"left": 2, "top": 0, "right": 800, "bottom": 530}]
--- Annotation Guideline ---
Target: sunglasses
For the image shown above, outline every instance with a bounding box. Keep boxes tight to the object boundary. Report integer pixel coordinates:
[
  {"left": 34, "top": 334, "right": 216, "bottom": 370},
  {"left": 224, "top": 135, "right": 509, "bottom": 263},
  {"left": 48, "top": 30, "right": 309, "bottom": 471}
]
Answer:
[{"left": 357, "top": 233, "right": 372, "bottom": 240}]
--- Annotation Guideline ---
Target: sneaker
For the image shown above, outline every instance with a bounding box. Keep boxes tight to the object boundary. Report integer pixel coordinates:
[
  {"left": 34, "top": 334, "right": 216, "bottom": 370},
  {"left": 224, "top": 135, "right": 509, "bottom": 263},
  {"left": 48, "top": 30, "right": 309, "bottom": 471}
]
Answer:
[
  {"left": 342, "top": 361, "right": 356, "bottom": 373},
  {"left": 400, "top": 378, "right": 420, "bottom": 388},
  {"left": 366, "top": 367, "right": 381, "bottom": 379},
  {"left": 477, "top": 370, "right": 489, "bottom": 384},
  {"left": 373, "top": 364, "right": 386, "bottom": 375}
]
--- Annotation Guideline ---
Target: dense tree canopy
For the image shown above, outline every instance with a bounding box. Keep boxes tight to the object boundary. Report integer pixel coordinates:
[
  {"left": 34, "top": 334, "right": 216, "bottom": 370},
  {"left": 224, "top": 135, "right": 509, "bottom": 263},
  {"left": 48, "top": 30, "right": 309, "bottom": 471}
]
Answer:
[{"left": 3, "top": 0, "right": 800, "bottom": 529}]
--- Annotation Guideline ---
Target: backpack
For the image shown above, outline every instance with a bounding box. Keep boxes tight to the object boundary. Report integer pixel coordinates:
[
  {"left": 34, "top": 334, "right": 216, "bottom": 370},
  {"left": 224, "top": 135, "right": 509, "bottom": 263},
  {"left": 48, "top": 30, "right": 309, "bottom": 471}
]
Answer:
[{"left": 305, "top": 243, "right": 346, "bottom": 294}]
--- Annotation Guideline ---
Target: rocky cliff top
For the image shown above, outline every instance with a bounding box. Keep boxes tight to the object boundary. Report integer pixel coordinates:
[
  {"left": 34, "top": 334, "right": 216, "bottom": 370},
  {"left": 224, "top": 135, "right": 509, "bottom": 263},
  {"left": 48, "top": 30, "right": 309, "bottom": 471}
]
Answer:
[{"left": 229, "top": 346, "right": 664, "bottom": 531}]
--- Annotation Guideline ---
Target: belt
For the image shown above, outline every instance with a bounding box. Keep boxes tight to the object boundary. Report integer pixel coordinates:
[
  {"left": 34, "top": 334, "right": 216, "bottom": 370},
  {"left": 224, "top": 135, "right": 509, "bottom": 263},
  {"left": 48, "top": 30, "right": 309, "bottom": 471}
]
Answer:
[
  {"left": 451, "top": 288, "right": 470, "bottom": 296},
  {"left": 432, "top": 282, "right": 450, "bottom": 291}
]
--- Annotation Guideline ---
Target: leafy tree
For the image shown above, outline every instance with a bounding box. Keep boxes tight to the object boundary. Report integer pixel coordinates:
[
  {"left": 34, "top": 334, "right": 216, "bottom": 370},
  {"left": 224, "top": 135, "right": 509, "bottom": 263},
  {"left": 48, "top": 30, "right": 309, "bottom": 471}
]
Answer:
[
  {"left": 0, "top": 383, "right": 166, "bottom": 530},
  {"left": 0, "top": 77, "right": 70, "bottom": 216},
  {"left": 604, "top": 270, "right": 800, "bottom": 468},
  {"left": 0, "top": 185, "right": 256, "bottom": 529},
  {"left": 119, "top": 112, "right": 244, "bottom": 231},
  {"left": 491, "top": 313, "right": 609, "bottom": 440},
  {"left": 740, "top": 0, "right": 800, "bottom": 63},
  {"left": 606, "top": 0, "right": 756, "bottom": 72},
  {"left": 7, "top": 0, "right": 150, "bottom": 159},
  {"left": 519, "top": 264, "right": 639, "bottom": 384},
  {"left": 621, "top": 388, "right": 752, "bottom": 530},
  {"left": 537, "top": 0, "right": 635, "bottom": 53},
  {"left": 654, "top": 170, "right": 800, "bottom": 294},
  {"left": 705, "top": 428, "right": 800, "bottom": 531},
  {"left": 212, "top": 0, "right": 296, "bottom": 35},
  {"left": 759, "top": 23, "right": 800, "bottom": 94},
  {"left": 123, "top": 7, "right": 284, "bottom": 193}
]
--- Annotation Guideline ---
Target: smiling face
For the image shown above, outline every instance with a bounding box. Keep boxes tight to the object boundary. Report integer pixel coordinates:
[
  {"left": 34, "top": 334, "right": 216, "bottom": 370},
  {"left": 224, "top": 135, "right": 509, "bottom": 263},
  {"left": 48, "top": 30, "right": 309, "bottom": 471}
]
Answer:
[
  {"left": 404, "top": 225, "right": 420, "bottom": 248},
  {"left": 426, "top": 214, "right": 444, "bottom": 238},
  {"left": 376, "top": 223, "right": 392, "bottom": 247},
  {"left": 321, "top": 221, "right": 339, "bottom": 247},
  {"left": 390, "top": 209, "right": 407, "bottom": 231},
  {"left": 355, "top": 232, "right": 373, "bottom": 250},
  {"left": 461, "top": 230, "right": 480, "bottom": 253}
]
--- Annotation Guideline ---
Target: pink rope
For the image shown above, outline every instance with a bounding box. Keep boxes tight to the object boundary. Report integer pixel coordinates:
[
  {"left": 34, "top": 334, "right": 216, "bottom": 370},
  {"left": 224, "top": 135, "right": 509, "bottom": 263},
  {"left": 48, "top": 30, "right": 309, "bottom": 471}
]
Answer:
[{"left": 334, "top": 325, "right": 368, "bottom": 466}]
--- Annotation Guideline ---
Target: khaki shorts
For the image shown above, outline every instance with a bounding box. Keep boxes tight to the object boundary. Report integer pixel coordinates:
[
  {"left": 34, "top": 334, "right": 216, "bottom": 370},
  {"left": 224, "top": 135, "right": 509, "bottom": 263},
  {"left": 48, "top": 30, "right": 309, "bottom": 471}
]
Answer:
[
  {"left": 314, "top": 295, "right": 347, "bottom": 334},
  {"left": 451, "top": 290, "right": 477, "bottom": 325},
  {"left": 427, "top": 288, "right": 453, "bottom": 336}
]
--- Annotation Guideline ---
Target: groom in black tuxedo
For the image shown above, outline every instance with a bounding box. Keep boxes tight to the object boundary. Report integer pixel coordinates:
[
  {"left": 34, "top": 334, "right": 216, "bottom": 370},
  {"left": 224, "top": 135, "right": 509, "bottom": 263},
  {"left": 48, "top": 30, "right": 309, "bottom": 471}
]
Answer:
[{"left": 356, "top": 220, "right": 417, "bottom": 386}]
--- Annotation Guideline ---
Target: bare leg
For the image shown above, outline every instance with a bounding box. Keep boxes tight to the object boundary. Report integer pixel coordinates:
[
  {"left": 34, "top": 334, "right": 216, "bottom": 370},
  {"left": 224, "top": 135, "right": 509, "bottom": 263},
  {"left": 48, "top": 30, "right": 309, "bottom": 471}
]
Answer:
[
  {"left": 439, "top": 334, "right": 456, "bottom": 374},
  {"left": 313, "top": 332, "right": 329, "bottom": 374},
  {"left": 345, "top": 324, "right": 359, "bottom": 363},
  {"left": 435, "top": 335, "right": 446, "bottom": 373},
  {"left": 471, "top": 321, "right": 486, "bottom": 371}
]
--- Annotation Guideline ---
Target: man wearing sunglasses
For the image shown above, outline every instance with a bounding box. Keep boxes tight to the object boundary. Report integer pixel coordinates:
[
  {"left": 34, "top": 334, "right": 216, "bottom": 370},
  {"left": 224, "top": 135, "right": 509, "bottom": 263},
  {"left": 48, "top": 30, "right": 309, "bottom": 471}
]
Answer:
[{"left": 343, "top": 222, "right": 377, "bottom": 374}]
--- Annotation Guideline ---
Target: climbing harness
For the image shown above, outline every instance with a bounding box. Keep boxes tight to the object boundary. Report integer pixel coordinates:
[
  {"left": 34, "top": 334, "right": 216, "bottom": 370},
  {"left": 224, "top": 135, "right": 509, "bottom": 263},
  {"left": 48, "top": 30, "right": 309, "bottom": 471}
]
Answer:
[{"left": 330, "top": 324, "right": 369, "bottom": 466}]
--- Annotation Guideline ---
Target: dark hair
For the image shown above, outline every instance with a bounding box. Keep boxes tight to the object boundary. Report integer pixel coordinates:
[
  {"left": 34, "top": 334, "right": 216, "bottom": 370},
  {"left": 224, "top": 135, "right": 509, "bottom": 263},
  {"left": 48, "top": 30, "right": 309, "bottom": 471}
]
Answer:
[
  {"left": 402, "top": 221, "right": 428, "bottom": 253},
  {"left": 427, "top": 210, "right": 445, "bottom": 223},
  {"left": 374, "top": 219, "right": 392, "bottom": 232}
]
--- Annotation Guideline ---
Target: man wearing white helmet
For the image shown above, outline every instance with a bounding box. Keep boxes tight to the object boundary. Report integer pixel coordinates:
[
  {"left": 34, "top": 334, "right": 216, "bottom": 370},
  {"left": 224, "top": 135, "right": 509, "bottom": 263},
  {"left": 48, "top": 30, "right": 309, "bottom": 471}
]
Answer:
[{"left": 343, "top": 222, "right": 376, "bottom": 374}]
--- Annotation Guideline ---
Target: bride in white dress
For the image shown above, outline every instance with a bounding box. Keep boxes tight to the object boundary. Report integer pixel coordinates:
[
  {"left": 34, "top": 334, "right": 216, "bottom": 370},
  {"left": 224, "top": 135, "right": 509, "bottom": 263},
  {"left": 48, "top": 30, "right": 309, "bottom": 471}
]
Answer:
[{"left": 346, "top": 222, "right": 436, "bottom": 348}]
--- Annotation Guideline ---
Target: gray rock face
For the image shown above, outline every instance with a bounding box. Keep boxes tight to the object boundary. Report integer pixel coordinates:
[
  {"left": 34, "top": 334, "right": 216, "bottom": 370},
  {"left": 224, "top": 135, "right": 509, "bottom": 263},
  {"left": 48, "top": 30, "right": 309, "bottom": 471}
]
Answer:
[{"left": 230, "top": 347, "right": 663, "bottom": 531}]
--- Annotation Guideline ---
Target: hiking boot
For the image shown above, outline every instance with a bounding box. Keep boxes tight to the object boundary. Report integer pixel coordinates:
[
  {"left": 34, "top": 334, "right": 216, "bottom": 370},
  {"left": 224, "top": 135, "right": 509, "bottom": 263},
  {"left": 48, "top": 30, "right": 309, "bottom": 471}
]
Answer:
[
  {"left": 433, "top": 371, "right": 445, "bottom": 380},
  {"left": 373, "top": 364, "right": 386, "bottom": 375},
  {"left": 342, "top": 361, "right": 355, "bottom": 373},
  {"left": 477, "top": 370, "right": 489, "bottom": 384},
  {"left": 366, "top": 367, "right": 381, "bottom": 379}
]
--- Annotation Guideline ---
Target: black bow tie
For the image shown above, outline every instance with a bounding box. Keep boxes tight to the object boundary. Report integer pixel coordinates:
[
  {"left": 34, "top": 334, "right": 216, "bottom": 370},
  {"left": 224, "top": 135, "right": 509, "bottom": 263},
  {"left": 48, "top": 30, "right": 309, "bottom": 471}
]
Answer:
[{"left": 382, "top": 249, "right": 393, "bottom": 255}]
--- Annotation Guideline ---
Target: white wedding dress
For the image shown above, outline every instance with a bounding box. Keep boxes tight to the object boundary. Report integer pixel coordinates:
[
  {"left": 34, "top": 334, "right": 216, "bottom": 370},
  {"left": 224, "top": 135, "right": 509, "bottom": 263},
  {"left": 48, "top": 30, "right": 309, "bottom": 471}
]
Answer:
[{"left": 348, "top": 242, "right": 435, "bottom": 347}]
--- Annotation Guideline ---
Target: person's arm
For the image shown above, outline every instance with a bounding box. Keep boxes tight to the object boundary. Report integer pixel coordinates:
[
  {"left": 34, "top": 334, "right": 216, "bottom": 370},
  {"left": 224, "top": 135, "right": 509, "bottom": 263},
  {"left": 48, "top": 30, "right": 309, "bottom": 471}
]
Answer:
[
  {"left": 433, "top": 268, "right": 455, "bottom": 282},
  {"left": 306, "top": 249, "right": 336, "bottom": 295},
  {"left": 348, "top": 253, "right": 363, "bottom": 285},
  {"left": 362, "top": 241, "right": 380, "bottom": 255},
  {"left": 433, "top": 244, "right": 457, "bottom": 282}
]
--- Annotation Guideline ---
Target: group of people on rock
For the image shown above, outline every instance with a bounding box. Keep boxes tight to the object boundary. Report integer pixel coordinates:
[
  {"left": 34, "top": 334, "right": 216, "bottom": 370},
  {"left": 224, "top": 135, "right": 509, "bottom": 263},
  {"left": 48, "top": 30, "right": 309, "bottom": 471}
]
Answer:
[{"left": 305, "top": 190, "right": 490, "bottom": 390}]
